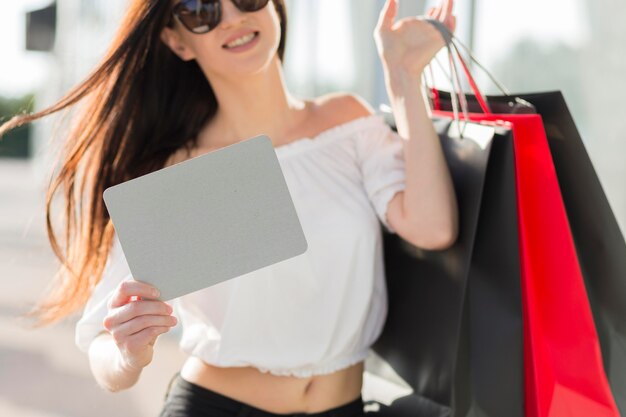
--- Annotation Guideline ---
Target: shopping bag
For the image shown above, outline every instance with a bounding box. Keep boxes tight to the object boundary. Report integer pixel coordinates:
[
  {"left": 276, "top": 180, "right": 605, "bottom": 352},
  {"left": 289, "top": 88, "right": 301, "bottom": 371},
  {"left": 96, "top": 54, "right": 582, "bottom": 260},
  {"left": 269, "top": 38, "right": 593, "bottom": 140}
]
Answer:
[
  {"left": 515, "top": 91, "right": 626, "bottom": 415},
  {"left": 426, "top": 20, "right": 621, "bottom": 416},
  {"left": 368, "top": 115, "right": 524, "bottom": 417},
  {"left": 436, "top": 89, "right": 626, "bottom": 415}
]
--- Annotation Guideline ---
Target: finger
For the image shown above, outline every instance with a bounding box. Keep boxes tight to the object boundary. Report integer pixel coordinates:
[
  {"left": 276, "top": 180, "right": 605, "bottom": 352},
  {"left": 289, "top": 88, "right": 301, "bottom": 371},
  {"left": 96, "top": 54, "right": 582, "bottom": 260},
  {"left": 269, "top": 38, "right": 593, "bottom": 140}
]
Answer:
[
  {"left": 440, "top": 0, "right": 453, "bottom": 22},
  {"left": 375, "top": 0, "right": 397, "bottom": 32},
  {"left": 447, "top": 0, "right": 454, "bottom": 18},
  {"left": 110, "top": 314, "right": 177, "bottom": 338},
  {"left": 433, "top": 4, "right": 443, "bottom": 20},
  {"left": 109, "top": 280, "right": 161, "bottom": 309},
  {"left": 128, "top": 326, "right": 170, "bottom": 349},
  {"left": 426, "top": 6, "right": 436, "bottom": 17},
  {"left": 106, "top": 300, "right": 173, "bottom": 327},
  {"left": 449, "top": 15, "right": 457, "bottom": 33}
]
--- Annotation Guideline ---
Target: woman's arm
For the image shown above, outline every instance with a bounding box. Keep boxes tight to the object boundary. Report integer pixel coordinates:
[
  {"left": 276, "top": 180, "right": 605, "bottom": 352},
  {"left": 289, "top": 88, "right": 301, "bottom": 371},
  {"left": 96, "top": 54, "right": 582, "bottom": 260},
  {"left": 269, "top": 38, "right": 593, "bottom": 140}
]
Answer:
[
  {"left": 384, "top": 69, "right": 459, "bottom": 249},
  {"left": 88, "top": 331, "right": 143, "bottom": 392},
  {"left": 374, "top": 0, "right": 459, "bottom": 249}
]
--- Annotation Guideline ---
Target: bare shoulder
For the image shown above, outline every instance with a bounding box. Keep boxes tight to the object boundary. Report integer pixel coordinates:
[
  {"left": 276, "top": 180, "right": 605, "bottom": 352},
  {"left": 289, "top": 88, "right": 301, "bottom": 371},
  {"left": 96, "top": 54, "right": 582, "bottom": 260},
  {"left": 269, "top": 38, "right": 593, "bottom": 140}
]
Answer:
[{"left": 314, "top": 92, "right": 377, "bottom": 125}]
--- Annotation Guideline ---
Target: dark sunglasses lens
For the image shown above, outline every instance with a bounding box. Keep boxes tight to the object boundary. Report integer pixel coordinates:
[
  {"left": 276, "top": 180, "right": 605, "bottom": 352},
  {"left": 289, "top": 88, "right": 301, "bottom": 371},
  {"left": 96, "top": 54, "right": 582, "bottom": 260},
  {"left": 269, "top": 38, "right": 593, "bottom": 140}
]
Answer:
[
  {"left": 176, "top": 0, "right": 220, "bottom": 34},
  {"left": 174, "top": 0, "right": 270, "bottom": 34},
  {"left": 233, "top": 0, "right": 270, "bottom": 12}
]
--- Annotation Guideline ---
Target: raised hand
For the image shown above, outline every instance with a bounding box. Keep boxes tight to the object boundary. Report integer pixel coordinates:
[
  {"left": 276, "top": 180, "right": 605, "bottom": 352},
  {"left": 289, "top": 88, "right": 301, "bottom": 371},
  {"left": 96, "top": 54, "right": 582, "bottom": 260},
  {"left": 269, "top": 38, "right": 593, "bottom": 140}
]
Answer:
[{"left": 374, "top": 0, "right": 457, "bottom": 76}]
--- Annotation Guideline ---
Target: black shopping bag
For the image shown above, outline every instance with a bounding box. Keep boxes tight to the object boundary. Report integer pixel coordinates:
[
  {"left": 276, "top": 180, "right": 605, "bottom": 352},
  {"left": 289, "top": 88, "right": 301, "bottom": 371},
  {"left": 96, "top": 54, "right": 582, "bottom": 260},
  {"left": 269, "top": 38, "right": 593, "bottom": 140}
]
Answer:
[
  {"left": 366, "top": 116, "right": 524, "bottom": 417},
  {"left": 496, "top": 90, "right": 625, "bottom": 414},
  {"left": 434, "top": 88, "right": 626, "bottom": 414}
]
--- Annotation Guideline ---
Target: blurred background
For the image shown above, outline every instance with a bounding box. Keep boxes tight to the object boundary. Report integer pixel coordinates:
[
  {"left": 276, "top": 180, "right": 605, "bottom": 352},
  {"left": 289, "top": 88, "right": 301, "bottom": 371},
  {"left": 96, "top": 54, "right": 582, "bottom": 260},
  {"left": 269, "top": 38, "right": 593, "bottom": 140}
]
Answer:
[{"left": 1, "top": 0, "right": 624, "bottom": 415}]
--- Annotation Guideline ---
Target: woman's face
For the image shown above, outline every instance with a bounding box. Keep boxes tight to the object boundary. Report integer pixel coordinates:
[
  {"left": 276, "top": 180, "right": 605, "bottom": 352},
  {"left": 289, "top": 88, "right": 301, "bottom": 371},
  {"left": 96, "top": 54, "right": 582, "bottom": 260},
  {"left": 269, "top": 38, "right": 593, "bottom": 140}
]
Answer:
[{"left": 161, "top": 0, "right": 282, "bottom": 78}]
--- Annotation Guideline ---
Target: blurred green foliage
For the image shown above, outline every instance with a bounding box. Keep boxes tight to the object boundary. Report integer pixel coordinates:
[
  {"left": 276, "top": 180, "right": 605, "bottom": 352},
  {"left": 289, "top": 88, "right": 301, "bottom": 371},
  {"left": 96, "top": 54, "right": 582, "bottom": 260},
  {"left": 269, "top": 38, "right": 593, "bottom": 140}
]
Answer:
[{"left": 0, "top": 94, "right": 35, "bottom": 159}]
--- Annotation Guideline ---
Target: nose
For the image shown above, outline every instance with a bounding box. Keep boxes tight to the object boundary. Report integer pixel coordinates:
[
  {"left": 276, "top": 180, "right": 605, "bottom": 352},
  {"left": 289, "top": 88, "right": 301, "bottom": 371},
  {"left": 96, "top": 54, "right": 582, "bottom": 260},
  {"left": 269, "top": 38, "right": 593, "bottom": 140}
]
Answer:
[{"left": 219, "top": 0, "right": 247, "bottom": 29}]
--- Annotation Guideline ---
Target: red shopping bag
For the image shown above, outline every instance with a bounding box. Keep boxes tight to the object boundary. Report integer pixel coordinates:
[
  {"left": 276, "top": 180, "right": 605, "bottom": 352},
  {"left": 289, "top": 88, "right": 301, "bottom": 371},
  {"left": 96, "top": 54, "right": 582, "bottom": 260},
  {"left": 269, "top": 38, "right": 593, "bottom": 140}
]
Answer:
[
  {"left": 423, "top": 18, "right": 620, "bottom": 417},
  {"left": 467, "top": 111, "right": 619, "bottom": 417}
]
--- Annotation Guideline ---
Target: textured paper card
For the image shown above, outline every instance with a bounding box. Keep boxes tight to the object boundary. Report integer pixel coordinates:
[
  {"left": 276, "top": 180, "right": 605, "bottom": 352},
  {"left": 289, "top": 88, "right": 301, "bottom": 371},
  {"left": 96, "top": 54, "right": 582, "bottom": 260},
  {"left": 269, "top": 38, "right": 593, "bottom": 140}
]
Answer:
[{"left": 103, "top": 135, "right": 308, "bottom": 301}]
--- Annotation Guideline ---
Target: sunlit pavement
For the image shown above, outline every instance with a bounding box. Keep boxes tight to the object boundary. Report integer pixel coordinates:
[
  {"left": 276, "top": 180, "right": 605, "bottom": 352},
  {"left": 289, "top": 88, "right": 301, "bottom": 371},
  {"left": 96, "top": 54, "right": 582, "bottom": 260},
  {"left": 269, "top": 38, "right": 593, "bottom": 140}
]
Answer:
[{"left": 0, "top": 159, "right": 187, "bottom": 417}]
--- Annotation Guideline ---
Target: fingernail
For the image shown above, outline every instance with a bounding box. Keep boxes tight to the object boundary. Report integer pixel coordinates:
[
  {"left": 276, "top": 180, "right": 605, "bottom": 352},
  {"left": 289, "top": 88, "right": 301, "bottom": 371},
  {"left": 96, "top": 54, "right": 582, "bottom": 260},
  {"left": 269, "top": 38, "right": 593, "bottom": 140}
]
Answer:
[{"left": 152, "top": 288, "right": 160, "bottom": 297}]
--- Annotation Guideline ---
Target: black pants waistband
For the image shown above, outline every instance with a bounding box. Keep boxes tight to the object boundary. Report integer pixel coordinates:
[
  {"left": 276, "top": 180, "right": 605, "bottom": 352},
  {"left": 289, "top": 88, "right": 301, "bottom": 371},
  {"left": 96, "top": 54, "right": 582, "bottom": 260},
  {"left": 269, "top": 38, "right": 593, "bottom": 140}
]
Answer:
[{"left": 160, "top": 372, "right": 365, "bottom": 417}]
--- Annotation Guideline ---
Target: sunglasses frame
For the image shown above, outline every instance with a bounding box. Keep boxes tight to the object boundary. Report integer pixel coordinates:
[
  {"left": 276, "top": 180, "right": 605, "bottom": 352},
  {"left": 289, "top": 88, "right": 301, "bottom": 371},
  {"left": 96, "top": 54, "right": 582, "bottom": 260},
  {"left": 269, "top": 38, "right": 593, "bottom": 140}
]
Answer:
[{"left": 170, "top": 0, "right": 271, "bottom": 35}]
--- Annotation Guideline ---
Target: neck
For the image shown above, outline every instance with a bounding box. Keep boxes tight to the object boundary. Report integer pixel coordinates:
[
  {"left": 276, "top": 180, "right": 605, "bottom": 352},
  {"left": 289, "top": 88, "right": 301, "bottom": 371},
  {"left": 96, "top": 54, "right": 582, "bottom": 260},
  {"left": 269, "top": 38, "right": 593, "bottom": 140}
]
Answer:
[{"left": 201, "top": 55, "right": 307, "bottom": 146}]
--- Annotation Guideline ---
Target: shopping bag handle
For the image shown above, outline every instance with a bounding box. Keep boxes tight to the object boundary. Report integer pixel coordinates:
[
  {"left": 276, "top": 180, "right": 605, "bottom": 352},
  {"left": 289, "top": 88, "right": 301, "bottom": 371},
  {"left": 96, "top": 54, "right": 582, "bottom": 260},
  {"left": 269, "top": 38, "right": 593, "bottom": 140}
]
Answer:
[
  {"left": 421, "top": 17, "right": 492, "bottom": 114},
  {"left": 417, "top": 17, "right": 486, "bottom": 140},
  {"left": 422, "top": 18, "right": 535, "bottom": 110}
]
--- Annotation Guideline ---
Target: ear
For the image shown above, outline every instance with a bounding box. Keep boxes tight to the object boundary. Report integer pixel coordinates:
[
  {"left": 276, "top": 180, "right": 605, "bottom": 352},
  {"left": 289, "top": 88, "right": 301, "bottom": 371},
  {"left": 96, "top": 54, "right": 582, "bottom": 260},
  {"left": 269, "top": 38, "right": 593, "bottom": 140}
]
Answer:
[{"left": 160, "top": 26, "right": 196, "bottom": 61}]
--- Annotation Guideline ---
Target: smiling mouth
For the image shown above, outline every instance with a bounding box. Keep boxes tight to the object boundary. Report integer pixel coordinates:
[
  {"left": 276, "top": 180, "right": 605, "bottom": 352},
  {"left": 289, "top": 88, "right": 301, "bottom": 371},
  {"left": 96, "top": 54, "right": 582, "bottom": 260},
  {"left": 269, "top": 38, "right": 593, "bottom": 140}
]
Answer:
[{"left": 222, "top": 31, "right": 260, "bottom": 49}]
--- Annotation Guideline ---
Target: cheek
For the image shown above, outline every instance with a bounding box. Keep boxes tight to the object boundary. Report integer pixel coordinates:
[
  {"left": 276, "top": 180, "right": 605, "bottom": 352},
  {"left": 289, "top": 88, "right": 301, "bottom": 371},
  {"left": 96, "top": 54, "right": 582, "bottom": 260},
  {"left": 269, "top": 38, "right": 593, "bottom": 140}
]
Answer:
[
  {"left": 258, "top": 12, "right": 282, "bottom": 53},
  {"left": 250, "top": 2, "right": 282, "bottom": 48},
  {"left": 181, "top": 32, "right": 222, "bottom": 62},
  {"left": 266, "top": 5, "right": 282, "bottom": 41}
]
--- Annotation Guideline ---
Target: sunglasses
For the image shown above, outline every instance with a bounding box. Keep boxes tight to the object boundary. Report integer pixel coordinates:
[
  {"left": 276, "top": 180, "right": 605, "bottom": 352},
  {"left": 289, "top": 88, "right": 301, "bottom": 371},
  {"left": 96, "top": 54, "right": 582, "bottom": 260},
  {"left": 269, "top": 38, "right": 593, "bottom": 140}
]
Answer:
[{"left": 169, "top": 0, "right": 271, "bottom": 34}]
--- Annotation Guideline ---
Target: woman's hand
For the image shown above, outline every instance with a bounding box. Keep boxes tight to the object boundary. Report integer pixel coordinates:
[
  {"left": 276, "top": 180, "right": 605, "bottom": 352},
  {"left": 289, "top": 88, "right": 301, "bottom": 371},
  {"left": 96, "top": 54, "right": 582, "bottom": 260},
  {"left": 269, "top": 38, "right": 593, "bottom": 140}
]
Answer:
[
  {"left": 374, "top": 0, "right": 457, "bottom": 77},
  {"left": 102, "top": 280, "right": 177, "bottom": 372}
]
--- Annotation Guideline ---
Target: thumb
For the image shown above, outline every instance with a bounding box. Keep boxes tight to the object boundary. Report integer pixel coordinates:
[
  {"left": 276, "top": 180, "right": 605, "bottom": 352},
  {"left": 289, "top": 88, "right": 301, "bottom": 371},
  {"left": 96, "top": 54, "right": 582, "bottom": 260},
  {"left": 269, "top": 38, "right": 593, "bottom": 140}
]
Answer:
[{"left": 376, "top": 0, "right": 397, "bottom": 32}]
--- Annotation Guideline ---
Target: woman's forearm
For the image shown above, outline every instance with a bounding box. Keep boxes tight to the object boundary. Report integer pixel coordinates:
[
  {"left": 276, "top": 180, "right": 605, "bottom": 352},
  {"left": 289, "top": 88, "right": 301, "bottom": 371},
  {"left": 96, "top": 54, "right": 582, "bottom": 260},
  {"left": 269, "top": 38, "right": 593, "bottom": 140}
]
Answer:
[
  {"left": 385, "top": 66, "right": 459, "bottom": 248},
  {"left": 88, "top": 331, "right": 143, "bottom": 392}
]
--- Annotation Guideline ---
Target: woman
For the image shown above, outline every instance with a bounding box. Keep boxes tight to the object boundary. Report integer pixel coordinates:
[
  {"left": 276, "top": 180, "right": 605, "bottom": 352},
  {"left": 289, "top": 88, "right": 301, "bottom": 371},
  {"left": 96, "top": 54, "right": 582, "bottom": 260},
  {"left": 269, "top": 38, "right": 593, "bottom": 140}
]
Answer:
[{"left": 0, "top": 0, "right": 458, "bottom": 415}]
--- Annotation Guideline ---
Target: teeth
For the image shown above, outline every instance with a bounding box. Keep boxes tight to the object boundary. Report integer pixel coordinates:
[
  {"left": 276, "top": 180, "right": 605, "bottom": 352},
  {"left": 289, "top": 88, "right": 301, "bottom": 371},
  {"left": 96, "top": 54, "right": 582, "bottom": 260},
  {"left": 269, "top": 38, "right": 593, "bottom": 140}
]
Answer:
[{"left": 225, "top": 33, "right": 256, "bottom": 48}]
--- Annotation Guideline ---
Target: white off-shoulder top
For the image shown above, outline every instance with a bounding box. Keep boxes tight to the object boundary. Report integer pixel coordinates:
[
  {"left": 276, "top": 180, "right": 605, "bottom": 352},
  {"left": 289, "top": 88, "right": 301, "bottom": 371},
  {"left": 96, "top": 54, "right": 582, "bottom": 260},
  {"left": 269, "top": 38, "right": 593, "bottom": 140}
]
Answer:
[{"left": 75, "top": 113, "right": 407, "bottom": 378}]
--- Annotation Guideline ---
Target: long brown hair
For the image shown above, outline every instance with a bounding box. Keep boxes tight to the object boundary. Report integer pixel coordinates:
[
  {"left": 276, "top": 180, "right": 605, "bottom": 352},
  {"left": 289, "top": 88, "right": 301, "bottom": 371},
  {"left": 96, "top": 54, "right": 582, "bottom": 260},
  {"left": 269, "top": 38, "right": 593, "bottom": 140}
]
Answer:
[{"left": 0, "top": 0, "right": 288, "bottom": 328}]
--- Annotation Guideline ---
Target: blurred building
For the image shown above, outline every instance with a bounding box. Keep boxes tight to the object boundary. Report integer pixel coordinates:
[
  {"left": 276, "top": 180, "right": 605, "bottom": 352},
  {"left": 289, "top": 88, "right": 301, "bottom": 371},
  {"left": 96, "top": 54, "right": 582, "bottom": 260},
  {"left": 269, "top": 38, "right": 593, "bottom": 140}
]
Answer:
[
  {"left": 580, "top": 0, "right": 626, "bottom": 235},
  {"left": 27, "top": 0, "right": 127, "bottom": 179}
]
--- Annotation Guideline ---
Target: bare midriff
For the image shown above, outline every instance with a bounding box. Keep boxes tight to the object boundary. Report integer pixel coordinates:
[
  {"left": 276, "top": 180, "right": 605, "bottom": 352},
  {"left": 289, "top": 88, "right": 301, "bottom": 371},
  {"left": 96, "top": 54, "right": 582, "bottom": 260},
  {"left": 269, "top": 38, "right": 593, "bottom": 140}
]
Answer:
[{"left": 179, "top": 356, "right": 365, "bottom": 414}]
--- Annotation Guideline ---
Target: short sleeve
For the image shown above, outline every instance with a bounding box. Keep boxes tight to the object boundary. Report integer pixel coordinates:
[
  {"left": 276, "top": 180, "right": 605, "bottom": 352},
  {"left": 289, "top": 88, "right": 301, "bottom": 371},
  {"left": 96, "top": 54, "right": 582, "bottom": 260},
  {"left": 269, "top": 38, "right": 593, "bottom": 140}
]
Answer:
[
  {"left": 74, "top": 232, "right": 133, "bottom": 353},
  {"left": 355, "top": 118, "right": 407, "bottom": 234}
]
